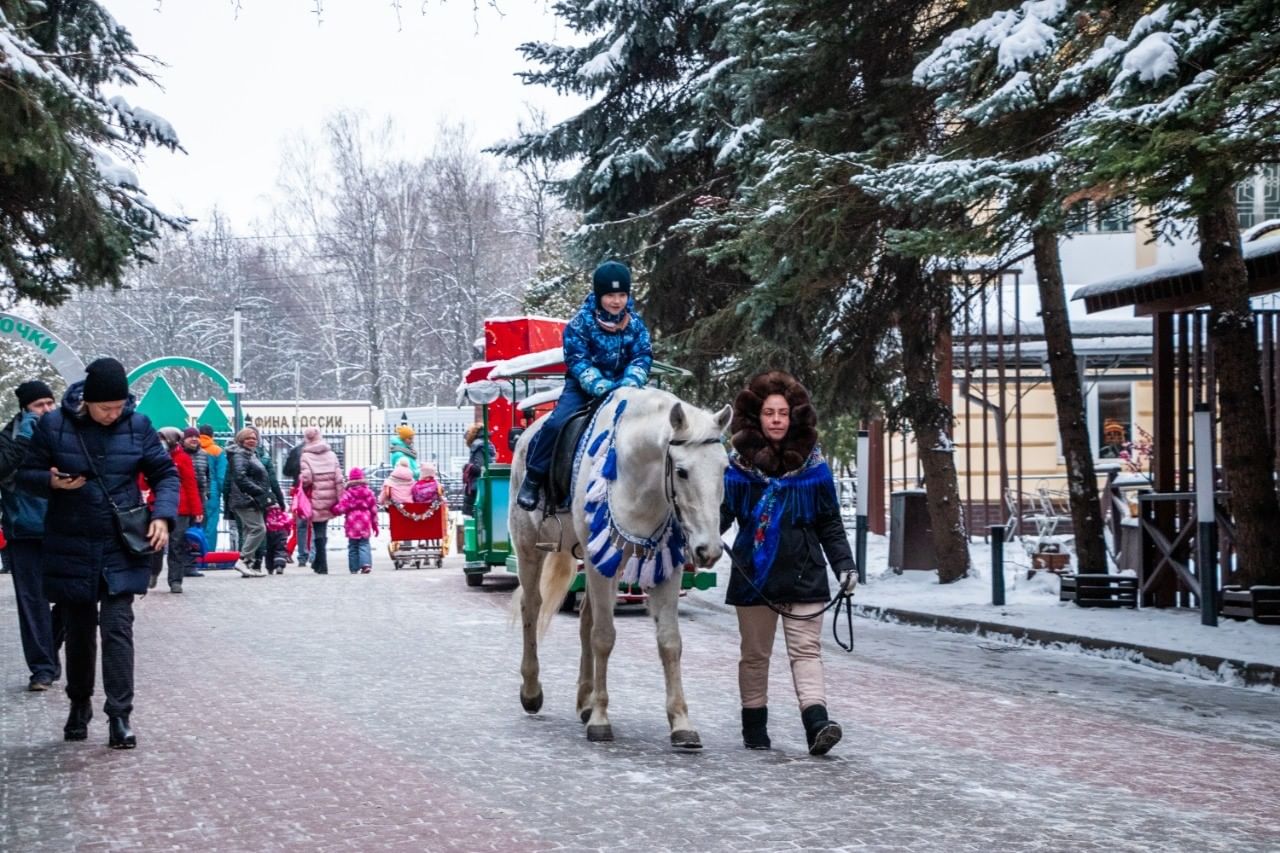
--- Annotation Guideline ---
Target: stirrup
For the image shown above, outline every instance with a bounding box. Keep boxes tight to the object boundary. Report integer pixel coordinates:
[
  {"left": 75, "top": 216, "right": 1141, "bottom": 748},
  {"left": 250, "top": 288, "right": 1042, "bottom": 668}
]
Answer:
[{"left": 536, "top": 513, "right": 564, "bottom": 552}]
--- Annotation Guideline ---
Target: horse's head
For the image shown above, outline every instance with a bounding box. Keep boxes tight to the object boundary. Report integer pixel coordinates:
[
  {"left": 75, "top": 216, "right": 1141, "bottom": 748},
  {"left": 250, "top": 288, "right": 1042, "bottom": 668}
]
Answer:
[{"left": 667, "top": 401, "right": 732, "bottom": 568}]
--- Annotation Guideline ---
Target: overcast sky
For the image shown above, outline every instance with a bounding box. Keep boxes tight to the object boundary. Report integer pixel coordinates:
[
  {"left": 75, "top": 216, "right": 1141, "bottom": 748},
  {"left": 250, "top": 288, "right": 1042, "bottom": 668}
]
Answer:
[{"left": 110, "top": 1, "right": 580, "bottom": 227}]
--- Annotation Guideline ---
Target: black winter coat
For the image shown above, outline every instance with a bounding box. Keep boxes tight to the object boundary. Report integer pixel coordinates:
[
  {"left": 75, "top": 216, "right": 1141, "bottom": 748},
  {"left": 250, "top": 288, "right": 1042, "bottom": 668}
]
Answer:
[
  {"left": 18, "top": 383, "right": 179, "bottom": 603},
  {"left": 720, "top": 474, "right": 855, "bottom": 607},
  {"left": 225, "top": 445, "right": 273, "bottom": 510}
]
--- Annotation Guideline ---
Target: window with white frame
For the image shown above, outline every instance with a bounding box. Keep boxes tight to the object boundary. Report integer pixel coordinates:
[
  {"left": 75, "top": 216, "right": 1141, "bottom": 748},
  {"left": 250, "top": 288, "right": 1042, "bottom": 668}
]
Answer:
[
  {"left": 1057, "top": 381, "right": 1136, "bottom": 463},
  {"left": 1236, "top": 165, "right": 1280, "bottom": 229},
  {"left": 1093, "top": 381, "right": 1133, "bottom": 461},
  {"left": 1066, "top": 198, "right": 1135, "bottom": 234}
]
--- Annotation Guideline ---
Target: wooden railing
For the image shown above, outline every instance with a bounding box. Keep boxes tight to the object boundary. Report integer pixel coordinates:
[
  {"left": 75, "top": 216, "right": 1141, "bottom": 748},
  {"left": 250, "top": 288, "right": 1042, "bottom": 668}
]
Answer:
[{"left": 1137, "top": 492, "right": 1236, "bottom": 608}]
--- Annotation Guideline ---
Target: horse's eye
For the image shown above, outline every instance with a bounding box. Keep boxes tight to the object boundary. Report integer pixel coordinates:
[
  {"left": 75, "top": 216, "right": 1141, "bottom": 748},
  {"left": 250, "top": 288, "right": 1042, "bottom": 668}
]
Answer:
[{"left": 676, "top": 468, "right": 689, "bottom": 480}]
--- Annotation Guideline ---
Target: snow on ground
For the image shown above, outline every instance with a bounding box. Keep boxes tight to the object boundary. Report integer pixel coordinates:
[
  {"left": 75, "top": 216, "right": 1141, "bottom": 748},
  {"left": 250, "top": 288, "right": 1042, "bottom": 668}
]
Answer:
[{"left": 851, "top": 532, "right": 1280, "bottom": 669}]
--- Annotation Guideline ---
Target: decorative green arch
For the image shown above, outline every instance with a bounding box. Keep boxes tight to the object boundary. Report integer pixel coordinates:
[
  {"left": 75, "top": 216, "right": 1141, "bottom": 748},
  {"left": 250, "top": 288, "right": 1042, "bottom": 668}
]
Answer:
[{"left": 127, "top": 357, "right": 231, "bottom": 395}]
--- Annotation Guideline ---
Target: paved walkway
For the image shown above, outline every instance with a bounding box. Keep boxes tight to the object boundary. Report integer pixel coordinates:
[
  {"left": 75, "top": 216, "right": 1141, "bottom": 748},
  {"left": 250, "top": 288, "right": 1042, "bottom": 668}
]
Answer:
[{"left": 3, "top": 553, "right": 1279, "bottom": 851}]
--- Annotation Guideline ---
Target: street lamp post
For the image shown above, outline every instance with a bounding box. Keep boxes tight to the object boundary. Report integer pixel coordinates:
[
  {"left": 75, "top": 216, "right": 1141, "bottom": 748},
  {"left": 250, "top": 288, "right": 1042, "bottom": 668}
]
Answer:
[{"left": 855, "top": 428, "right": 870, "bottom": 584}]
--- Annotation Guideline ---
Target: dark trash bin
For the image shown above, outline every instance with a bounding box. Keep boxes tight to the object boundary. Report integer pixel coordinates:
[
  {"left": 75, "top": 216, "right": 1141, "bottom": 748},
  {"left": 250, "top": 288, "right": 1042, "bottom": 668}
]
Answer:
[{"left": 889, "top": 489, "right": 935, "bottom": 572}]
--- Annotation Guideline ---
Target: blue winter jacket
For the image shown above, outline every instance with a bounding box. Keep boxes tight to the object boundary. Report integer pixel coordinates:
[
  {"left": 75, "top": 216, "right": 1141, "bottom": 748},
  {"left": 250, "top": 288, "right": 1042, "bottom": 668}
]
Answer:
[
  {"left": 562, "top": 293, "right": 653, "bottom": 395},
  {"left": 18, "top": 382, "right": 179, "bottom": 603},
  {"left": 0, "top": 411, "right": 47, "bottom": 539}
]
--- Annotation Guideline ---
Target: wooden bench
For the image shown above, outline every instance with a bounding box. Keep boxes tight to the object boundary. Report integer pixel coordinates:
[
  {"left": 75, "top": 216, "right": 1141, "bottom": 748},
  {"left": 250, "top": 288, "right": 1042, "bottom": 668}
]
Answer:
[
  {"left": 1221, "top": 586, "right": 1280, "bottom": 625},
  {"left": 1061, "top": 573, "right": 1138, "bottom": 608}
]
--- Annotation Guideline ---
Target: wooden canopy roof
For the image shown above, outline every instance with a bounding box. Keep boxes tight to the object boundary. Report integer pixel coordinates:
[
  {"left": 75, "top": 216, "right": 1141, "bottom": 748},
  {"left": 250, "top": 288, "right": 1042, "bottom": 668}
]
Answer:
[{"left": 1074, "top": 238, "right": 1280, "bottom": 315}]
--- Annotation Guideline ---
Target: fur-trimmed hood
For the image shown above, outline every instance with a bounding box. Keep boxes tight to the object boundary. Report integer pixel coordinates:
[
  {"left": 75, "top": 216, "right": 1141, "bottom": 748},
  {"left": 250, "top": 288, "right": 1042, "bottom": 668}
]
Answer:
[{"left": 729, "top": 370, "right": 818, "bottom": 477}]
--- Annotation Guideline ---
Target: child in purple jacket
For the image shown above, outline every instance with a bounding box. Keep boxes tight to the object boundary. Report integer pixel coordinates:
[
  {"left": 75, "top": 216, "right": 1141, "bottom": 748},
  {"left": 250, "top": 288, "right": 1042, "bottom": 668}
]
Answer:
[{"left": 331, "top": 468, "right": 379, "bottom": 574}]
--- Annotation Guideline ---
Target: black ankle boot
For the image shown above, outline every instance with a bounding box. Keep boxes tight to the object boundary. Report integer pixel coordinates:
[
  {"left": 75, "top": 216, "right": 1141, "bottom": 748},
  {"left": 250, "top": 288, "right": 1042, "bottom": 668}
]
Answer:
[
  {"left": 64, "top": 700, "right": 92, "bottom": 741},
  {"left": 801, "top": 704, "right": 842, "bottom": 756},
  {"left": 516, "top": 473, "right": 543, "bottom": 511},
  {"left": 108, "top": 715, "right": 136, "bottom": 750},
  {"left": 741, "top": 706, "right": 771, "bottom": 750}
]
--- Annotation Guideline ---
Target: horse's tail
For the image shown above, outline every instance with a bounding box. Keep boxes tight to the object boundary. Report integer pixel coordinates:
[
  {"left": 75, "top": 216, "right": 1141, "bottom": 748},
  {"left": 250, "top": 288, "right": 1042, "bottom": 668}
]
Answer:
[
  {"left": 509, "top": 549, "right": 577, "bottom": 640},
  {"left": 537, "top": 550, "right": 576, "bottom": 639}
]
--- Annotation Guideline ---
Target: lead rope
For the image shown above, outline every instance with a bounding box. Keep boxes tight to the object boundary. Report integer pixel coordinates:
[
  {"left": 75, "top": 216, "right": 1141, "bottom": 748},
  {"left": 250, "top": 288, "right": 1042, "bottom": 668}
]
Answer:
[{"left": 722, "top": 541, "right": 856, "bottom": 653}]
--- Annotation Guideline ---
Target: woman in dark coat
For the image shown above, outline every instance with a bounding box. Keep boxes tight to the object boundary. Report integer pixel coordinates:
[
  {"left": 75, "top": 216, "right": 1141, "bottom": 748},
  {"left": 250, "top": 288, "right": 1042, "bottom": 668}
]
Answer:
[
  {"left": 461, "top": 422, "right": 495, "bottom": 517},
  {"left": 18, "top": 358, "right": 178, "bottom": 749},
  {"left": 720, "top": 370, "right": 856, "bottom": 756},
  {"left": 223, "top": 428, "right": 273, "bottom": 577}
]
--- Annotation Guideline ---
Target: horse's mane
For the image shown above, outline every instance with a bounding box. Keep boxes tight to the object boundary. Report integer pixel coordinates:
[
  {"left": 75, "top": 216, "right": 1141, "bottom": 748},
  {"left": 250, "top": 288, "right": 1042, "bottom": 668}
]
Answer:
[{"left": 609, "top": 387, "right": 721, "bottom": 442}]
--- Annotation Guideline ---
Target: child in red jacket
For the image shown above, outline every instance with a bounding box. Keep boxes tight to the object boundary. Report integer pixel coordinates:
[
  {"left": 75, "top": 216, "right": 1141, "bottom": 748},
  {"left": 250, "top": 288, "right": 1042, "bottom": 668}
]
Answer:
[{"left": 150, "top": 427, "right": 204, "bottom": 593}]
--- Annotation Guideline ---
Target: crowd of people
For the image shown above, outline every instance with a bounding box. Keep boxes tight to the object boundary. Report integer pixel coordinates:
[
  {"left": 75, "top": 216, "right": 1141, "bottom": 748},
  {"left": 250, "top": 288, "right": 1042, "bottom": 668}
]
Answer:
[{"left": 0, "top": 360, "right": 456, "bottom": 749}]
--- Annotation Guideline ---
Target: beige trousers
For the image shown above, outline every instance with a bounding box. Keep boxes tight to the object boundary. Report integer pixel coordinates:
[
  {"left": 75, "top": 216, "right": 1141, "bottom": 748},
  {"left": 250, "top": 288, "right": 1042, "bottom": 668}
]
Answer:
[{"left": 735, "top": 601, "right": 826, "bottom": 711}]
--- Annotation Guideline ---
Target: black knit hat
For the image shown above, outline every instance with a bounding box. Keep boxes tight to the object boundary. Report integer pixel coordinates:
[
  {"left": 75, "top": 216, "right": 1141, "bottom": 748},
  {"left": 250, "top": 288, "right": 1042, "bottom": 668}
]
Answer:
[
  {"left": 592, "top": 261, "right": 631, "bottom": 301},
  {"left": 82, "top": 358, "right": 130, "bottom": 403},
  {"left": 14, "top": 380, "right": 55, "bottom": 410}
]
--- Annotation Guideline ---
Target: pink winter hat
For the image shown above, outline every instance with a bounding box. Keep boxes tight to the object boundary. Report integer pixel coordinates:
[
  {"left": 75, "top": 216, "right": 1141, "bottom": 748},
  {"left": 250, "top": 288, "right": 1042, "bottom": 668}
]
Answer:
[
  {"left": 420, "top": 461, "right": 437, "bottom": 478},
  {"left": 347, "top": 467, "right": 366, "bottom": 483}
]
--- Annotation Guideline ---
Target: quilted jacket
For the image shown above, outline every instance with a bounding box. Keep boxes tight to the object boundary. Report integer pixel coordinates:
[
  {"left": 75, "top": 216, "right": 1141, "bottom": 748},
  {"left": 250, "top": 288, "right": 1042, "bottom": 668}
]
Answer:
[
  {"left": 17, "top": 382, "right": 178, "bottom": 603},
  {"left": 562, "top": 294, "right": 652, "bottom": 395}
]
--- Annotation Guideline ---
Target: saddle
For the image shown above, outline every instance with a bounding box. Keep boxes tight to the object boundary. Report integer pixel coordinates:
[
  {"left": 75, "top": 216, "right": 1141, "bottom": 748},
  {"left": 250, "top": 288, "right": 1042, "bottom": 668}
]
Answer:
[{"left": 544, "top": 396, "right": 607, "bottom": 511}]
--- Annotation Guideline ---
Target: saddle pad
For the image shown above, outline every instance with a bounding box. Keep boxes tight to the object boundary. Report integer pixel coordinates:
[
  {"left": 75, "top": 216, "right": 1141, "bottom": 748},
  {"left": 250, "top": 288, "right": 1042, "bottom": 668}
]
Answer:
[{"left": 546, "top": 403, "right": 602, "bottom": 509}]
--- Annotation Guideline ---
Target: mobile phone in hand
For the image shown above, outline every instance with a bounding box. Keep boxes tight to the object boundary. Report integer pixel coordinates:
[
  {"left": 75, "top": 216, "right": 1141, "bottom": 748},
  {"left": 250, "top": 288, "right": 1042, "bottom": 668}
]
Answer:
[{"left": 54, "top": 471, "right": 84, "bottom": 480}]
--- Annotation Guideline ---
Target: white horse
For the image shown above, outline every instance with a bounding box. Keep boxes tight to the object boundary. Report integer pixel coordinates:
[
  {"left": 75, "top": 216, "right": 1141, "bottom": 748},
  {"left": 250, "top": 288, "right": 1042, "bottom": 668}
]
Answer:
[{"left": 510, "top": 387, "right": 730, "bottom": 748}]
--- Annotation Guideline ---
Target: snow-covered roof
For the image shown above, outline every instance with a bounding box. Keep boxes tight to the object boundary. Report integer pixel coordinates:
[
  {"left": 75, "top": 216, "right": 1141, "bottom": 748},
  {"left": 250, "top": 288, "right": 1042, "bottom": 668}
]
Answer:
[
  {"left": 973, "top": 336, "right": 1154, "bottom": 359},
  {"left": 484, "top": 314, "right": 567, "bottom": 325},
  {"left": 1073, "top": 236, "right": 1280, "bottom": 312},
  {"left": 956, "top": 317, "right": 1151, "bottom": 337},
  {"left": 489, "top": 347, "right": 565, "bottom": 379},
  {"left": 516, "top": 387, "right": 563, "bottom": 409}
]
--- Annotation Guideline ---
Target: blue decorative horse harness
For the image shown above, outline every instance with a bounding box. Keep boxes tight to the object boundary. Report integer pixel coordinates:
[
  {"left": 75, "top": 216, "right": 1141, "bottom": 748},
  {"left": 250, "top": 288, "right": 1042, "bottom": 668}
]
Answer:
[{"left": 573, "top": 396, "right": 718, "bottom": 589}]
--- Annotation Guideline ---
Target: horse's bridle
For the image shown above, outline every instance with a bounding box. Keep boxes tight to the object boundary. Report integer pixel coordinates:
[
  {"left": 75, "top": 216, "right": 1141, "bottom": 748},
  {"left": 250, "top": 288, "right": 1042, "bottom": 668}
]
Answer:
[{"left": 664, "top": 436, "right": 725, "bottom": 544}]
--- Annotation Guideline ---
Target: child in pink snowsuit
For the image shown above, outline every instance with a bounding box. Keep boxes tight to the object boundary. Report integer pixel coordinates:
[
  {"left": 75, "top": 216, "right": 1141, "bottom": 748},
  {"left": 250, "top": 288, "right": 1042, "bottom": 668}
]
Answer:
[
  {"left": 379, "top": 458, "right": 417, "bottom": 506},
  {"left": 331, "top": 467, "right": 379, "bottom": 574},
  {"left": 411, "top": 460, "right": 441, "bottom": 504}
]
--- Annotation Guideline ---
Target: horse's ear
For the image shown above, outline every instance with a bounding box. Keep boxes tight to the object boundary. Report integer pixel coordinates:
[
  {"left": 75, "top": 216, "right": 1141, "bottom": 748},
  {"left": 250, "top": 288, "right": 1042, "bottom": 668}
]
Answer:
[
  {"left": 669, "top": 402, "right": 687, "bottom": 433},
  {"left": 712, "top": 404, "right": 731, "bottom": 433}
]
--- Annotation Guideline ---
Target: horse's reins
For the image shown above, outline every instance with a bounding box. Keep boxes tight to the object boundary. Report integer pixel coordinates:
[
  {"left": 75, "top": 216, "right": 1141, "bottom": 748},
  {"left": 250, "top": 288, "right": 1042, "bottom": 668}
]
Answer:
[
  {"left": 721, "top": 544, "right": 856, "bottom": 653},
  {"left": 666, "top": 437, "right": 855, "bottom": 653}
]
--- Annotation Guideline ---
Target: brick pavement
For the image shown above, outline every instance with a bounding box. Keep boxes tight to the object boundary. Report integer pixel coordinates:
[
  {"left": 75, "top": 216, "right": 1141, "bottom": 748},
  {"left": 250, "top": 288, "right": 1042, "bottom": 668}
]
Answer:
[{"left": 2, "top": 553, "right": 1279, "bottom": 852}]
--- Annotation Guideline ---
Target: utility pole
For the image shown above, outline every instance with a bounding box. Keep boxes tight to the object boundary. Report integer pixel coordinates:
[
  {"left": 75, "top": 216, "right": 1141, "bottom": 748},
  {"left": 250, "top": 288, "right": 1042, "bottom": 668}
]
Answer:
[{"left": 232, "top": 306, "right": 243, "bottom": 430}]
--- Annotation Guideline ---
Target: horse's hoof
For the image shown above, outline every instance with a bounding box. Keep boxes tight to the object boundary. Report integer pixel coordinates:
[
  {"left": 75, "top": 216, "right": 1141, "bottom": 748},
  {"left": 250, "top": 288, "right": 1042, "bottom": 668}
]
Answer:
[
  {"left": 579, "top": 708, "right": 591, "bottom": 725},
  {"left": 671, "top": 729, "right": 702, "bottom": 750},
  {"left": 521, "top": 690, "right": 544, "bottom": 714},
  {"left": 586, "top": 724, "right": 614, "bottom": 742}
]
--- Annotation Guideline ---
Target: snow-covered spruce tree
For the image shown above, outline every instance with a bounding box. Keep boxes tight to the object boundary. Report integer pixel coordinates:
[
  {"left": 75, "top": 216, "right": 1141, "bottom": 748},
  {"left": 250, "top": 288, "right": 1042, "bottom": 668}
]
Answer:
[
  {"left": 673, "top": 0, "right": 975, "bottom": 582},
  {"left": 1060, "top": 2, "right": 1280, "bottom": 588},
  {"left": 0, "top": 0, "right": 185, "bottom": 305},
  {"left": 494, "top": 0, "right": 765, "bottom": 398},
  {"left": 856, "top": 0, "right": 1144, "bottom": 574},
  {"left": 504, "top": 0, "right": 974, "bottom": 581}
]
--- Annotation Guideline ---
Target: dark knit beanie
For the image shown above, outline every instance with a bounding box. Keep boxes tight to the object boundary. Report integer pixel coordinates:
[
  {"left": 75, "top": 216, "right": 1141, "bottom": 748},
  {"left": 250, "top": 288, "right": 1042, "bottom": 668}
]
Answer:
[
  {"left": 82, "top": 357, "right": 130, "bottom": 403},
  {"left": 198, "top": 424, "right": 215, "bottom": 437},
  {"left": 592, "top": 261, "right": 631, "bottom": 302},
  {"left": 183, "top": 426, "right": 200, "bottom": 440},
  {"left": 15, "top": 380, "right": 55, "bottom": 410}
]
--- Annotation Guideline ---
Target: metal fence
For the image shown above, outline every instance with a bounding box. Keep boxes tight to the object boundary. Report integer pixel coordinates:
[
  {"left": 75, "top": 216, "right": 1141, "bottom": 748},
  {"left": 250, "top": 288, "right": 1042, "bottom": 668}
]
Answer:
[{"left": 241, "top": 422, "right": 473, "bottom": 485}]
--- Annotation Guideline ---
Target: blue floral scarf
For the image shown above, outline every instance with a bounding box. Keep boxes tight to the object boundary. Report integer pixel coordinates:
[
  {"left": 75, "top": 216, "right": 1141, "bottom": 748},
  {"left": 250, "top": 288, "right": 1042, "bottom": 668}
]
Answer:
[{"left": 724, "top": 447, "right": 837, "bottom": 590}]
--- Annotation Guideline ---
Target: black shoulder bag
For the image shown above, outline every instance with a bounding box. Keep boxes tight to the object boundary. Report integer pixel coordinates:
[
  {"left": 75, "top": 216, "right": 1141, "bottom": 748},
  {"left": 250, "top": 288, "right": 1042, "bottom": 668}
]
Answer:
[{"left": 76, "top": 428, "right": 155, "bottom": 556}]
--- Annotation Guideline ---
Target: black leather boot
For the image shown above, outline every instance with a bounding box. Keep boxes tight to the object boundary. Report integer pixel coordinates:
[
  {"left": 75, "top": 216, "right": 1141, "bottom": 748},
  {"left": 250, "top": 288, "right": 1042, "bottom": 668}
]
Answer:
[
  {"left": 64, "top": 700, "right": 92, "bottom": 741},
  {"left": 801, "top": 704, "right": 842, "bottom": 756},
  {"left": 108, "top": 715, "right": 136, "bottom": 750},
  {"left": 515, "top": 473, "right": 543, "bottom": 511},
  {"left": 741, "top": 706, "right": 771, "bottom": 750}
]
